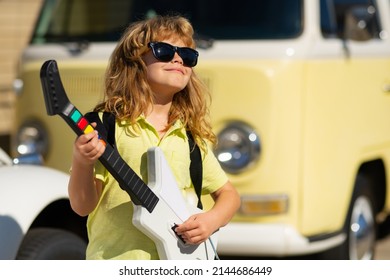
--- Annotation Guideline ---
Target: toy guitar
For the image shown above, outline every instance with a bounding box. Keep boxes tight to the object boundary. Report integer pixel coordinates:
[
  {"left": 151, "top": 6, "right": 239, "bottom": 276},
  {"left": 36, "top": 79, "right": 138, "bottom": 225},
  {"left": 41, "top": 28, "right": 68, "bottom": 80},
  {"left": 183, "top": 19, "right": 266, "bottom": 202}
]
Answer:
[{"left": 40, "top": 60, "right": 218, "bottom": 260}]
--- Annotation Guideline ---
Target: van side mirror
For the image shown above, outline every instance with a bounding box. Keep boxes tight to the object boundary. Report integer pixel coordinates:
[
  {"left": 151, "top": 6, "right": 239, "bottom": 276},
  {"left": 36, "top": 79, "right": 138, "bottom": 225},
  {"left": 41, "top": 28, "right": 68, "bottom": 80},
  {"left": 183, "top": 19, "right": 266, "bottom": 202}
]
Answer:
[{"left": 344, "top": 5, "right": 376, "bottom": 41}]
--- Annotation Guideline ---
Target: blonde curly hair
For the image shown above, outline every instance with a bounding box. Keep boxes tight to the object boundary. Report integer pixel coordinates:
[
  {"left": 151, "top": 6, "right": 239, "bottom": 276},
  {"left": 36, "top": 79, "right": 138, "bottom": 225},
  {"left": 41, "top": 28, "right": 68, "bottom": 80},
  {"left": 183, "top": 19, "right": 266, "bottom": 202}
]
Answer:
[{"left": 94, "top": 14, "right": 215, "bottom": 148}]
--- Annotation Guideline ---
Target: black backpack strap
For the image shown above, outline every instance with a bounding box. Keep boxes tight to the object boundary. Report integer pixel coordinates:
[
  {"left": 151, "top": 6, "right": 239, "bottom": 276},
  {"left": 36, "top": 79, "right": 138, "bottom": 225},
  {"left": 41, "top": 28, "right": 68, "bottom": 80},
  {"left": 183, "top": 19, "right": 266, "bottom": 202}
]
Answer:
[
  {"left": 102, "top": 112, "right": 116, "bottom": 147},
  {"left": 84, "top": 111, "right": 116, "bottom": 147},
  {"left": 187, "top": 131, "right": 203, "bottom": 210}
]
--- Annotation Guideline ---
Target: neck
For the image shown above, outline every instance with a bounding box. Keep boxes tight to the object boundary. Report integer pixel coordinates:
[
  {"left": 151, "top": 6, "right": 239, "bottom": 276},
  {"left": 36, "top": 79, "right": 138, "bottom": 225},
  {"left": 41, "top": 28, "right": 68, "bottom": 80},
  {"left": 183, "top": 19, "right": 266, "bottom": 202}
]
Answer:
[{"left": 146, "top": 103, "right": 171, "bottom": 138}]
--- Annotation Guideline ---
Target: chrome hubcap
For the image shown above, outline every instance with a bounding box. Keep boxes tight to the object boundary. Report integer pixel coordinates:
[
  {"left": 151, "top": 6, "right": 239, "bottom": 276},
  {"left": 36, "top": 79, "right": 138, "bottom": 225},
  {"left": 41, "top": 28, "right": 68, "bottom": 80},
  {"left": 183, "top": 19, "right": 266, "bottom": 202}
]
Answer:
[{"left": 349, "top": 196, "right": 375, "bottom": 260}]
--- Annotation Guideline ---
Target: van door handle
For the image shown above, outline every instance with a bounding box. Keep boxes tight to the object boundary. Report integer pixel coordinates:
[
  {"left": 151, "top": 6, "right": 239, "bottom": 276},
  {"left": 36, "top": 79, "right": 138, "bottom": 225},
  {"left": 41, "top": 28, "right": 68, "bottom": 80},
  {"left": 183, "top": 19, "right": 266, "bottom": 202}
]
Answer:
[{"left": 384, "top": 84, "right": 390, "bottom": 93}]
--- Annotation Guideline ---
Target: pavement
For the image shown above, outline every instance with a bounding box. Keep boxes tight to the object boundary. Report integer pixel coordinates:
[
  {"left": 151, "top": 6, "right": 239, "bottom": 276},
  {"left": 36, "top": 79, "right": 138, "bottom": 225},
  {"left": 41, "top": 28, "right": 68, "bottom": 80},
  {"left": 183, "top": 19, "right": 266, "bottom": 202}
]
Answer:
[{"left": 375, "top": 236, "right": 390, "bottom": 259}]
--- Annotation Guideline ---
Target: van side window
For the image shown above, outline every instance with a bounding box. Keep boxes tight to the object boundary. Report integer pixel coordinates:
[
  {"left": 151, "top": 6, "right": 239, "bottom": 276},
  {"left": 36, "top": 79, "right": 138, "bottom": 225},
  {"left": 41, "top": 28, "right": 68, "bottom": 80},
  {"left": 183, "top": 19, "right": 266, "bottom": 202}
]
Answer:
[{"left": 320, "top": 0, "right": 381, "bottom": 40}]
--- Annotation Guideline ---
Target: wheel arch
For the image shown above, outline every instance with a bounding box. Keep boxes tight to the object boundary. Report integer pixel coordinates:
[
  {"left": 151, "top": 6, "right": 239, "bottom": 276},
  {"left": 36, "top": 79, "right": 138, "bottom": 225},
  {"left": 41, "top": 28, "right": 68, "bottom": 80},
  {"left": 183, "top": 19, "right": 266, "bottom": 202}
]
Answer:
[
  {"left": 28, "top": 199, "right": 88, "bottom": 242},
  {"left": 317, "top": 159, "right": 384, "bottom": 259},
  {"left": 356, "top": 159, "right": 386, "bottom": 215}
]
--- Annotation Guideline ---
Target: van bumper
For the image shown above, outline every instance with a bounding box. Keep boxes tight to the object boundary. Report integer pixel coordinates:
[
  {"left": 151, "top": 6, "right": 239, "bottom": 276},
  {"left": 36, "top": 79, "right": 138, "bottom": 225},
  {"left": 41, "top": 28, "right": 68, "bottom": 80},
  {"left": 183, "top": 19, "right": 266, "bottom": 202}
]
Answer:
[{"left": 217, "top": 223, "right": 346, "bottom": 256}]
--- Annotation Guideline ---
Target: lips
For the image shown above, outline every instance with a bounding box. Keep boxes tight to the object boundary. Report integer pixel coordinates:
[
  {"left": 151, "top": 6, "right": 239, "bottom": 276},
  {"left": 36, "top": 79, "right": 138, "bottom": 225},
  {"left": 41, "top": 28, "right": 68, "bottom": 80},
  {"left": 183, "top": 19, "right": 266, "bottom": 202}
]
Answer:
[{"left": 166, "top": 67, "right": 185, "bottom": 75}]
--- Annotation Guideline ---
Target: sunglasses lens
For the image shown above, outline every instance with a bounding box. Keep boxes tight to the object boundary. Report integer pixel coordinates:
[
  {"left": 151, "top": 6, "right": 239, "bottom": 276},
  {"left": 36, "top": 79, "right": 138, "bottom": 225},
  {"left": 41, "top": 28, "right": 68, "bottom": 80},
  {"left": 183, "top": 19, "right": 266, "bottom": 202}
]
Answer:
[
  {"left": 178, "top": 48, "right": 198, "bottom": 67},
  {"left": 153, "top": 43, "right": 175, "bottom": 62}
]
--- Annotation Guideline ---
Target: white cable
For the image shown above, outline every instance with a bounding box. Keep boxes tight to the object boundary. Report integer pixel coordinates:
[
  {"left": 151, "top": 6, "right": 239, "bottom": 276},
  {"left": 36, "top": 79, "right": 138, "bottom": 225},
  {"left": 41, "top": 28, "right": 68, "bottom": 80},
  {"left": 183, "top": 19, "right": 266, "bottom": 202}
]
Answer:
[{"left": 208, "top": 237, "right": 220, "bottom": 260}]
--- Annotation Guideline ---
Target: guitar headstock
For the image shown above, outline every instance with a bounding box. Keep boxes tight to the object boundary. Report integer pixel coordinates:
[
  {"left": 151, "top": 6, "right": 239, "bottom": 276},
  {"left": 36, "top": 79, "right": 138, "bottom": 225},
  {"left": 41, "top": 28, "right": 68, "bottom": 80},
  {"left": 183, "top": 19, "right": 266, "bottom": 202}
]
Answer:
[
  {"left": 40, "top": 60, "right": 71, "bottom": 116},
  {"left": 40, "top": 59, "right": 95, "bottom": 138}
]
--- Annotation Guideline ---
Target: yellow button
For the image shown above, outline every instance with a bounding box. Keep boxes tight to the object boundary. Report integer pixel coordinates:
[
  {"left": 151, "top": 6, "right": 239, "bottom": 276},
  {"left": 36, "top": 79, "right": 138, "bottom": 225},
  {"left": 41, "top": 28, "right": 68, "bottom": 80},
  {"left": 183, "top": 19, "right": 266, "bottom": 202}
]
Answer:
[{"left": 84, "top": 125, "right": 94, "bottom": 134}]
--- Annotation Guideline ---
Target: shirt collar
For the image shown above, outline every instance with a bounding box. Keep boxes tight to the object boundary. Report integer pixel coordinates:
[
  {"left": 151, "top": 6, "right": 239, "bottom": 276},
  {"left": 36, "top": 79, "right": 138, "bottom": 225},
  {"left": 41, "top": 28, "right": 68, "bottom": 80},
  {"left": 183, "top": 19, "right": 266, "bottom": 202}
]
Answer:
[{"left": 120, "top": 115, "right": 187, "bottom": 139}]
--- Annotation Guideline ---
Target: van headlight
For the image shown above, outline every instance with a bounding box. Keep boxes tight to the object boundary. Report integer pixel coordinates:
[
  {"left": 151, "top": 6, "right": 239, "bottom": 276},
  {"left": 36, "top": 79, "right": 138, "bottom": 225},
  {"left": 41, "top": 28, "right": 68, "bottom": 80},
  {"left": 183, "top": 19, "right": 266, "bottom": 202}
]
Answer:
[
  {"left": 14, "top": 119, "right": 49, "bottom": 157},
  {"left": 214, "top": 121, "right": 261, "bottom": 174}
]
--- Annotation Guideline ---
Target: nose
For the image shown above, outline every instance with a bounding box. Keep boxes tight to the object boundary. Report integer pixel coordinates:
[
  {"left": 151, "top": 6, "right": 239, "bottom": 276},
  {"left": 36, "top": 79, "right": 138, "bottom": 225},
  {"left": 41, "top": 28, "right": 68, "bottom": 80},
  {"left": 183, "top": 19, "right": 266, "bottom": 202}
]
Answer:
[{"left": 172, "top": 51, "right": 183, "bottom": 65}]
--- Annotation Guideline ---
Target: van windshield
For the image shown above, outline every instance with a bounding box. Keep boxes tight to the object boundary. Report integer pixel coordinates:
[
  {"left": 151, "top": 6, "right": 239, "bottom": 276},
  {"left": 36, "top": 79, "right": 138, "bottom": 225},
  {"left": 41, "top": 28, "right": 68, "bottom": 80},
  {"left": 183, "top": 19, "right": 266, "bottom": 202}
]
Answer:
[{"left": 31, "top": 0, "right": 303, "bottom": 44}]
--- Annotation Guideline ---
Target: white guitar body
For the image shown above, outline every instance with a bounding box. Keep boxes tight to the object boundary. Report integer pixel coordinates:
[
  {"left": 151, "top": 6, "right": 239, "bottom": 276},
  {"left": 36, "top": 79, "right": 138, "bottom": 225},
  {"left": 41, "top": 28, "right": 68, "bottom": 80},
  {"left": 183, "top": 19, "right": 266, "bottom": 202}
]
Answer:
[{"left": 132, "top": 147, "right": 218, "bottom": 260}]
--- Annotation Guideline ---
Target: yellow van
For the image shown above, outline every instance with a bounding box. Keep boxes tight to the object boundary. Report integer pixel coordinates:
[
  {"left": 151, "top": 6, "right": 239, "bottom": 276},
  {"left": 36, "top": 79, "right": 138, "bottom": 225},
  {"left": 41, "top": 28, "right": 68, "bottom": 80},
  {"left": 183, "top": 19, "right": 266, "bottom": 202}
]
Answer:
[{"left": 11, "top": 0, "right": 390, "bottom": 259}]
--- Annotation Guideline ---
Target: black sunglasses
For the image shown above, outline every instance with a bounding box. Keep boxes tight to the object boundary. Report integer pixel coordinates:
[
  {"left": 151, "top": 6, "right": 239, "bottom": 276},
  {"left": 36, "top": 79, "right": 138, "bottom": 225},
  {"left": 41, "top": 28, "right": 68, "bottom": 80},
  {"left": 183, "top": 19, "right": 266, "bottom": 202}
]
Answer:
[{"left": 148, "top": 42, "right": 199, "bottom": 67}]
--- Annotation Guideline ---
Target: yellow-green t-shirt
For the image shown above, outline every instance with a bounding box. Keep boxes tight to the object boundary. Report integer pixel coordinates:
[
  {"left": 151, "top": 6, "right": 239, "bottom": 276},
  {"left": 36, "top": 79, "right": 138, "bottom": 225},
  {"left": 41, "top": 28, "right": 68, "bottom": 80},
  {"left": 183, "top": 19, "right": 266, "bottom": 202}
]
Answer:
[{"left": 86, "top": 116, "right": 228, "bottom": 260}]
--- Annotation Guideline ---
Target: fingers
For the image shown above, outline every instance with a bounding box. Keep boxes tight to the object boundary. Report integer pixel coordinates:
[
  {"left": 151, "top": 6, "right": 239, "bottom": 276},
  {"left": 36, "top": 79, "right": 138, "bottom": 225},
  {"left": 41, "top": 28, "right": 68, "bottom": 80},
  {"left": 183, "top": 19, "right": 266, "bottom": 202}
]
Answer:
[
  {"left": 74, "top": 125, "right": 106, "bottom": 164},
  {"left": 176, "top": 227, "right": 202, "bottom": 245},
  {"left": 175, "top": 215, "right": 209, "bottom": 245}
]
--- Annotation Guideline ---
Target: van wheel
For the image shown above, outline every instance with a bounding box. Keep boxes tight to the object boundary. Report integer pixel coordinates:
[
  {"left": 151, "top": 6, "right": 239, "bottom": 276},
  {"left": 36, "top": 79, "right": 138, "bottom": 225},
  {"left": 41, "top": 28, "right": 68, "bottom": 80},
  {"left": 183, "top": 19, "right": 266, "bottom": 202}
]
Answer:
[
  {"left": 15, "top": 227, "right": 87, "bottom": 260},
  {"left": 320, "top": 174, "right": 376, "bottom": 259}
]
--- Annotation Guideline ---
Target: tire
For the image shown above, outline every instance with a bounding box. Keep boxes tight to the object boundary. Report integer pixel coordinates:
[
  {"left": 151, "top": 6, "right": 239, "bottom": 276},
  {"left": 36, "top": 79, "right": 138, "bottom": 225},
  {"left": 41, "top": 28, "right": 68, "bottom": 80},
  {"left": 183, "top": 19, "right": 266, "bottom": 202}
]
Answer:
[
  {"left": 320, "top": 174, "right": 376, "bottom": 259},
  {"left": 15, "top": 227, "right": 87, "bottom": 260}
]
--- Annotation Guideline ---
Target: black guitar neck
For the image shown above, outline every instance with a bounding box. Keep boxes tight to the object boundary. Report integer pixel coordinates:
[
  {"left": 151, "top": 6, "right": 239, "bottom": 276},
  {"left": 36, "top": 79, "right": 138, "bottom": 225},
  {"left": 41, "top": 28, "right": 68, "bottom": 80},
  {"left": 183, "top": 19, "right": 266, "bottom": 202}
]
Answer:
[{"left": 40, "top": 60, "right": 158, "bottom": 213}]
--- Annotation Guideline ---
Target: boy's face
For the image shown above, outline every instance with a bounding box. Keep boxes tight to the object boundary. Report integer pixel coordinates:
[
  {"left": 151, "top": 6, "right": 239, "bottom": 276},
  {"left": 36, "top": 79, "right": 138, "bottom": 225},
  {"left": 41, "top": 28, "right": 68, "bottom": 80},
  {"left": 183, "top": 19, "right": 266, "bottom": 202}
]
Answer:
[{"left": 142, "top": 38, "right": 192, "bottom": 103}]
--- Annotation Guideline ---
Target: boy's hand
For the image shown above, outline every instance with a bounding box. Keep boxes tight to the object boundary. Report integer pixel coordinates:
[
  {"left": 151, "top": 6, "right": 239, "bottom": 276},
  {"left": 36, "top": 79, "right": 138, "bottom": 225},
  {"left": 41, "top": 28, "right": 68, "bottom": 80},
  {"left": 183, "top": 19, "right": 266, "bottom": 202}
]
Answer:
[
  {"left": 174, "top": 212, "right": 218, "bottom": 245},
  {"left": 73, "top": 123, "right": 106, "bottom": 165}
]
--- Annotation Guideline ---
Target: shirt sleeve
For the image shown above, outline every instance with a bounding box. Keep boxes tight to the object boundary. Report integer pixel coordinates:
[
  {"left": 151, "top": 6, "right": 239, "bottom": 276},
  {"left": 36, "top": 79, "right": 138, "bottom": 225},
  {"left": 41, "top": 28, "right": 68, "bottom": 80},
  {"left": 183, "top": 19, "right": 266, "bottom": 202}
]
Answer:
[
  {"left": 201, "top": 143, "right": 229, "bottom": 194},
  {"left": 94, "top": 160, "right": 106, "bottom": 183}
]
